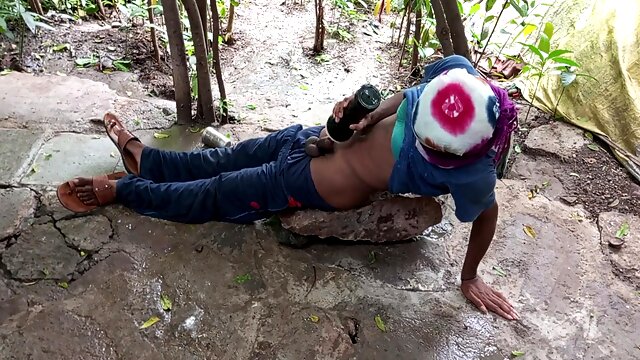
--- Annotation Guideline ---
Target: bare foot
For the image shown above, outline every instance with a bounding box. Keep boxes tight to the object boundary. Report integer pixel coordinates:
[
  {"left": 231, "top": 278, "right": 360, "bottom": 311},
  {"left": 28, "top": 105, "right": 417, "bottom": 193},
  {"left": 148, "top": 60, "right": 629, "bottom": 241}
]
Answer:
[{"left": 72, "top": 177, "right": 117, "bottom": 207}]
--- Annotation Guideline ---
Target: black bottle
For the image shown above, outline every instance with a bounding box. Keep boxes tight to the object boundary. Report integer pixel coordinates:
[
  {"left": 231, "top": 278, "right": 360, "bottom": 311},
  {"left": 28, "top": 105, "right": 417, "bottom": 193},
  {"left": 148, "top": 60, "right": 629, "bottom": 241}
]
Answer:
[{"left": 325, "top": 84, "right": 381, "bottom": 142}]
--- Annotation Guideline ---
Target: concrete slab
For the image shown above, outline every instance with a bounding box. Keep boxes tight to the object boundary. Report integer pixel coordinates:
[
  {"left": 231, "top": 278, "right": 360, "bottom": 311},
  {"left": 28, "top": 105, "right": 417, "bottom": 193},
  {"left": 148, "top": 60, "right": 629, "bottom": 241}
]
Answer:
[
  {"left": 0, "top": 188, "right": 37, "bottom": 239},
  {"left": 0, "top": 129, "right": 42, "bottom": 185},
  {"left": 20, "top": 133, "right": 122, "bottom": 186}
]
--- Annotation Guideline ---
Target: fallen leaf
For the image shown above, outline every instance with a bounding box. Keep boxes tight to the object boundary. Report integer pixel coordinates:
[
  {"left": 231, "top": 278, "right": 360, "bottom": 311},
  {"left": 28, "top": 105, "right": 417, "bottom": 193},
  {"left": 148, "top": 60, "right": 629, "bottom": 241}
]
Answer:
[
  {"left": 126, "top": 91, "right": 132, "bottom": 96},
  {"left": 58, "top": 281, "right": 69, "bottom": 289},
  {"left": 187, "top": 126, "right": 203, "bottom": 133},
  {"left": 107, "top": 46, "right": 116, "bottom": 51},
  {"left": 542, "top": 181, "right": 550, "bottom": 188},
  {"left": 153, "top": 132, "right": 170, "bottom": 139},
  {"left": 514, "top": 144, "right": 522, "bottom": 153},
  {"left": 569, "top": 173, "right": 580, "bottom": 177},
  {"left": 615, "top": 222, "right": 630, "bottom": 239},
  {"left": 368, "top": 251, "right": 377, "bottom": 264},
  {"left": 584, "top": 131, "right": 593, "bottom": 141},
  {"left": 92, "top": 135, "right": 101, "bottom": 139},
  {"left": 246, "top": 104, "right": 257, "bottom": 110},
  {"left": 299, "top": 84, "right": 309, "bottom": 91},
  {"left": 160, "top": 293, "right": 172, "bottom": 311},
  {"left": 587, "top": 143, "right": 599, "bottom": 151},
  {"left": 493, "top": 266, "right": 507, "bottom": 277},
  {"left": 0, "top": 69, "right": 12, "bottom": 76},
  {"left": 27, "top": 164, "right": 39, "bottom": 176},
  {"left": 52, "top": 43, "right": 69, "bottom": 52},
  {"left": 139, "top": 315, "right": 160, "bottom": 329},
  {"left": 314, "top": 122, "right": 322, "bottom": 125},
  {"left": 42, "top": 268, "right": 49, "bottom": 277},
  {"left": 80, "top": 251, "right": 86, "bottom": 256},
  {"left": 226, "top": 133, "right": 232, "bottom": 139},
  {"left": 43, "top": 153, "right": 52, "bottom": 160},
  {"left": 133, "top": 119, "right": 142, "bottom": 126},
  {"left": 24, "top": 281, "right": 39, "bottom": 286},
  {"left": 374, "top": 314, "right": 386, "bottom": 332},
  {"left": 527, "top": 190, "right": 536, "bottom": 200},
  {"left": 570, "top": 212, "right": 585, "bottom": 222},
  {"left": 234, "top": 273, "right": 252, "bottom": 284},
  {"left": 308, "top": 315, "right": 319, "bottom": 323},
  {"left": 608, "top": 199, "right": 620, "bottom": 207},
  {"left": 512, "top": 350, "right": 525, "bottom": 357},
  {"left": 524, "top": 225, "right": 537, "bottom": 239}
]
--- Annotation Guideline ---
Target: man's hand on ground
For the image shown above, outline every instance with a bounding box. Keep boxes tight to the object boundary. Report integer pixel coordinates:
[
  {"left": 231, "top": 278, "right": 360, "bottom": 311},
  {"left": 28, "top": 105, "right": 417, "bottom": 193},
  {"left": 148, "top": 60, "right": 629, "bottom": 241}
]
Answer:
[{"left": 461, "top": 276, "right": 519, "bottom": 320}]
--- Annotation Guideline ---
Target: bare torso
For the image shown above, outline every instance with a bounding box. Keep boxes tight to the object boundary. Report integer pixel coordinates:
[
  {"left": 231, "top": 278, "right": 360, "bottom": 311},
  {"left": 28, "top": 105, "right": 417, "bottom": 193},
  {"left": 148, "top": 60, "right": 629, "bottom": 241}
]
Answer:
[{"left": 310, "top": 115, "right": 397, "bottom": 209}]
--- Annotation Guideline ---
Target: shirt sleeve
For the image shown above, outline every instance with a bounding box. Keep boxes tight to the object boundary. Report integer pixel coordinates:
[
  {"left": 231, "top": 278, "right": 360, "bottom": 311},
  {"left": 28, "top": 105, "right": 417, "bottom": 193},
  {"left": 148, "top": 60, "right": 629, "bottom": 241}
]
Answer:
[{"left": 448, "top": 170, "right": 497, "bottom": 223}]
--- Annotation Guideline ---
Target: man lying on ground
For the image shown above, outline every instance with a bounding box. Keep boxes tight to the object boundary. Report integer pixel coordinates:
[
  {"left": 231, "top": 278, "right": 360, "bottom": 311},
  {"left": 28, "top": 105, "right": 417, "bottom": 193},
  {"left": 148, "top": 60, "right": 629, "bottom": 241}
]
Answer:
[{"left": 57, "top": 55, "right": 518, "bottom": 320}]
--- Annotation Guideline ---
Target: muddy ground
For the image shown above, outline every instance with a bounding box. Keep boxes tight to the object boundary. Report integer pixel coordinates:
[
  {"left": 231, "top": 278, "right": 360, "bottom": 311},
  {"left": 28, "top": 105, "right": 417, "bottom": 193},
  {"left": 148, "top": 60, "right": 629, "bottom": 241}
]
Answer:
[{"left": 1, "top": 0, "right": 639, "bottom": 358}]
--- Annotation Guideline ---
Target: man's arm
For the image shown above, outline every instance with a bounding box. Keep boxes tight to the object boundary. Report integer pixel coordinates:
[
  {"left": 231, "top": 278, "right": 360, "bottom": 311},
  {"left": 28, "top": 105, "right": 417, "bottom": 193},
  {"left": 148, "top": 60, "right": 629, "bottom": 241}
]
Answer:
[
  {"left": 459, "top": 201, "right": 519, "bottom": 320},
  {"left": 333, "top": 91, "right": 404, "bottom": 131}
]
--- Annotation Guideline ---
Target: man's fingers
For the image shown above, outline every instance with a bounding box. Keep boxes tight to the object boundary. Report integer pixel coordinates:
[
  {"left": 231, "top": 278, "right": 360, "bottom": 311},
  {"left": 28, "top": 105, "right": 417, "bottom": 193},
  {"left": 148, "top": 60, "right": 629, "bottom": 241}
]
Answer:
[
  {"left": 491, "top": 290, "right": 519, "bottom": 319},
  {"left": 465, "top": 290, "right": 488, "bottom": 314},
  {"left": 489, "top": 294, "right": 516, "bottom": 319},
  {"left": 483, "top": 297, "right": 513, "bottom": 320}
]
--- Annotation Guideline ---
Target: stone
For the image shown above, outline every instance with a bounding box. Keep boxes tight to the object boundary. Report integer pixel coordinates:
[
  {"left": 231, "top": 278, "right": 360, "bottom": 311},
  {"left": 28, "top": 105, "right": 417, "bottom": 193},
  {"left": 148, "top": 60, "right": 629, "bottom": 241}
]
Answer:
[
  {"left": 279, "top": 195, "right": 443, "bottom": 241},
  {"left": 0, "top": 129, "right": 42, "bottom": 185},
  {"left": 598, "top": 212, "right": 640, "bottom": 286},
  {"left": 509, "top": 155, "right": 565, "bottom": 200},
  {"left": 2, "top": 224, "right": 80, "bottom": 280},
  {"left": 0, "top": 188, "right": 37, "bottom": 239},
  {"left": 20, "top": 133, "right": 122, "bottom": 186},
  {"left": 560, "top": 196, "right": 578, "bottom": 204},
  {"left": 57, "top": 215, "right": 112, "bottom": 252},
  {"left": 524, "top": 121, "right": 588, "bottom": 159}
]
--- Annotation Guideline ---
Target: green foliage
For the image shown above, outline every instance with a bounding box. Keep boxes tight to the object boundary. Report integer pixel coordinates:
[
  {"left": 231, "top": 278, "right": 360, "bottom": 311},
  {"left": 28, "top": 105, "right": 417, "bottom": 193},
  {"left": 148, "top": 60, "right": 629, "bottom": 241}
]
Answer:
[{"left": 0, "top": 0, "right": 53, "bottom": 40}]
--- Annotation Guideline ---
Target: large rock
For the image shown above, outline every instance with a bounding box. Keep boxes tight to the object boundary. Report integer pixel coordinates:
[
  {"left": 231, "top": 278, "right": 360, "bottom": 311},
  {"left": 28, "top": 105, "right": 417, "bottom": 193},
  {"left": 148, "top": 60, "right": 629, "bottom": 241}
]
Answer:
[
  {"left": 0, "top": 188, "right": 37, "bottom": 239},
  {"left": 524, "top": 122, "right": 588, "bottom": 159},
  {"left": 2, "top": 224, "right": 80, "bottom": 280},
  {"left": 279, "top": 195, "right": 443, "bottom": 241},
  {"left": 598, "top": 212, "right": 640, "bottom": 286},
  {"left": 57, "top": 215, "right": 112, "bottom": 252}
]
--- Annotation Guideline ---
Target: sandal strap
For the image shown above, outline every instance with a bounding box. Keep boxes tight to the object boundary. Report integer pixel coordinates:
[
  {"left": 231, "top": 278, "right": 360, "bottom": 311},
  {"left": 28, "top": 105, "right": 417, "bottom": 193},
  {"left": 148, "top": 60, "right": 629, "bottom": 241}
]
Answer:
[
  {"left": 116, "top": 129, "right": 139, "bottom": 153},
  {"left": 92, "top": 175, "right": 115, "bottom": 206}
]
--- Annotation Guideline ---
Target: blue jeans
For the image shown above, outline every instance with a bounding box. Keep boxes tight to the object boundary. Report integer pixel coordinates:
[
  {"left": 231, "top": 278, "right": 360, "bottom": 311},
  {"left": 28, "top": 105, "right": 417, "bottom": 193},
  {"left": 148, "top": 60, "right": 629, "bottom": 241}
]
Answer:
[
  {"left": 420, "top": 55, "right": 479, "bottom": 84},
  {"left": 115, "top": 125, "right": 333, "bottom": 224}
]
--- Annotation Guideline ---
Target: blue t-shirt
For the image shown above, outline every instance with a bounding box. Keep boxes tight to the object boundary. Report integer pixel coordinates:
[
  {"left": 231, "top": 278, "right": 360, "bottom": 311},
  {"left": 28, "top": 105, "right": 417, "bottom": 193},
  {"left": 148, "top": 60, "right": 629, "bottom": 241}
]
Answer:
[{"left": 388, "top": 89, "right": 497, "bottom": 223}]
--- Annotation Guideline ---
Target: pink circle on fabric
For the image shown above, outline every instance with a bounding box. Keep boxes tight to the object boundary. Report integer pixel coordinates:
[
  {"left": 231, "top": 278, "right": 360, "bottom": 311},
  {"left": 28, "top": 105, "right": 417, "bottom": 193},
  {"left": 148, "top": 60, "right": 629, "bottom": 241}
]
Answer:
[{"left": 430, "top": 83, "right": 475, "bottom": 136}]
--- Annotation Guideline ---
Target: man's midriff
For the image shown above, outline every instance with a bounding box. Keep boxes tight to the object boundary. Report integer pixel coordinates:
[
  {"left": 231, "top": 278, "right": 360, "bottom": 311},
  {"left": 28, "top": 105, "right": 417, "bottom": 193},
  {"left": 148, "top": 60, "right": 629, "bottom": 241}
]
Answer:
[{"left": 310, "top": 115, "right": 397, "bottom": 210}]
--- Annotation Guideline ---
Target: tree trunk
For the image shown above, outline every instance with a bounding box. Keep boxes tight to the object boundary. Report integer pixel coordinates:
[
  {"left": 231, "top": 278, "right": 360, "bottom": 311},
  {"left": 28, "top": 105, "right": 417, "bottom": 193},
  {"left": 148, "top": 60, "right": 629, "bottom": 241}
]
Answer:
[
  {"left": 181, "top": 0, "right": 215, "bottom": 122},
  {"left": 430, "top": 0, "right": 454, "bottom": 56},
  {"left": 196, "top": 0, "right": 209, "bottom": 52},
  {"left": 396, "top": 5, "right": 408, "bottom": 45},
  {"left": 313, "top": 0, "right": 325, "bottom": 53},
  {"left": 161, "top": 0, "right": 192, "bottom": 124},
  {"left": 148, "top": 0, "right": 161, "bottom": 63},
  {"left": 410, "top": 5, "right": 422, "bottom": 73},
  {"left": 28, "top": 0, "right": 44, "bottom": 16},
  {"left": 210, "top": 0, "right": 228, "bottom": 124},
  {"left": 439, "top": 0, "right": 470, "bottom": 60},
  {"left": 225, "top": 3, "right": 235, "bottom": 44},
  {"left": 96, "top": 0, "right": 107, "bottom": 19},
  {"left": 398, "top": 0, "right": 412, "bottom": 70}
]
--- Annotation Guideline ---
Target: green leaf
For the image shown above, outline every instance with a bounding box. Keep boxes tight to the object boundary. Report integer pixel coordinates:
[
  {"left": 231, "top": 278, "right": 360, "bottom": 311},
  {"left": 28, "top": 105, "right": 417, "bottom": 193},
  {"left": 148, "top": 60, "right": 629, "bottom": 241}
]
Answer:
[
  {"left": 52, "top": 43, "right": 69, "bottom": 52},
  {"left": 483, "top": 15, "right": 496, "bottom": 24},
  {"left": 21, "top": 11, "right": 37, "bottom": 33},
  {"left": 587, "top": 143, "right": 599, "bottom": 151},
  {"left": 80, "top": 251, "right": 86, "bottom": 256},
  {"left": 512, "top": 350, "right": 525, "bottom": 357},
  {"left": 234, "top": 273, "right": 251, "bottom": 284},
  {"left": 543, "top": 21, "right": 554, "bottom": 40},
  {"left": 548, "top": 49, "right": 572, "bottom": 59},
  {"left": 160, "top": 293, "right": 172, "bottom": 311},
  {"left": 615, "top": 222, "right": 630, "bottom": 239},
  {"left": 514, "top": 144, "right": 522, "bottom": 153},
  {"left": 113, "top": 60, "right": 132, "bottom": 72},
  {"left": 584, "top": 131, "right": 594, "bottom": 141},
  {"left": 75, "top": 57, "right": 97, "bottom": 67},
  {"left": 509, "top": 0, "right": 527, "bottom": 17},
  {"left": 139, "top": 315, "right": 160, "bottom": 329},
  {"left": 299, "top": 84, "right": 309, "bottom": 91},
  {"left": 58, "top": 281, "right": 69, "bottom": 289},
  {"left": 456, "top": 0, "right": 463, "bottom": 15},
  {"left": 493, "top": 266, "right": 507, "bottom": 277},
  {"left": 576, "top": 73, "right": 599, "bottom": 82},
  {"left": 469, "top": 3, "right": 481, "bottom": 16},
  {"left": 485, "top": 0, "right": 497, "bottom": 12},
  {"left": 520, "top": 43, "right": 544, "bottom": 62},
  {"left": 246, "top": 104, "right": 257, "bottom": 110},
  {"left": 374, "top": 314, "right": 386, "bottom": 332},
  {"left": 43, "top": 153, "right": 52, "bottom": 160},
  {"left": 553, "top": 57, "right": 580, "bottom": 68},
  {"left": 153, "top": 132, "right": 170, "bottom": 139},
  {"left": 560, "top": 71, "right": 577, "bottom": 87},
  {"left": 368, "top": 251, "right": 377, "bottom": 264},
  {"left": 231, "top": 0, "right": 239, "bottom": 6},
  {"left": 308, "top": 314, "right": 319, "bottom": 323},
  {"left": 537, "top": 34, "right": 550, "bottom": 54},
  {"left": 133, "top": 119, "right": 142, "bottom": 126}
]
